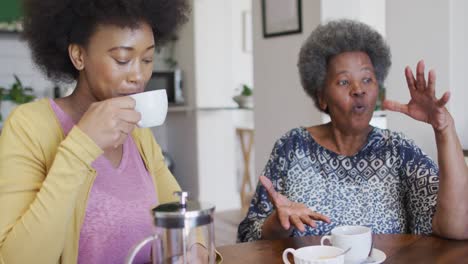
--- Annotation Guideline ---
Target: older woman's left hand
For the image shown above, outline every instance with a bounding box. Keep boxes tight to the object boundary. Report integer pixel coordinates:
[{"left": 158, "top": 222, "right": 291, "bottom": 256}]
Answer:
[{"left": 383, "top": 60, "right": 452, "bottom": 132}]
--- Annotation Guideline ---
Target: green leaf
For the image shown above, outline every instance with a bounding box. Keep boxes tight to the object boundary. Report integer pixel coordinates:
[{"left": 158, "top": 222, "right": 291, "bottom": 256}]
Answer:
[
  {"left": 241, "top": 84, "right": 252, "bottom": 96},
  {"left": 3, "top": 75, "right": 36, "bottom": 104},
  {"left": 24, "top": 95, "right": 35, "bottom": 103},
  {"left": 13, "top": 74, "right": 23, "bottom": 89}
]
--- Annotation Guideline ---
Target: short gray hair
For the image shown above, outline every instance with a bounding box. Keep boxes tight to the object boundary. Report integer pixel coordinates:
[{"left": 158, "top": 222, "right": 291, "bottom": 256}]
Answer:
[{"left": 298, "top": 19, "right": 391, "bottom": 112}]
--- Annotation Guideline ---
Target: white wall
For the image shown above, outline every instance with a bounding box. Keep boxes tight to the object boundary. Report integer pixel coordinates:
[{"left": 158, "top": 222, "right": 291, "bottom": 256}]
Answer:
[
  {"left": 321, "top": 0, "right": 360, "bottom": 23},
  {"left": 386, "top": 0, "right": 451, "bottom": 160},
  {"left": 194, "top": 0, "right": 233, "bottom": 108},
  {"left": 196, "top": 111, "right": 238, "bottom": 209},
  {"left": 191, "top": 0, "right": 253, "bottom": 210},
  {"left": 321, "top": 0, "right": 385, "bottom": 36},
  {"left": 450, "top": 0, "right": 468, "bottom": 149},
  {"left": 357, "top": 0, "right": 386, "bottom": 36},
  {"left": 193, "top": 0, "right": 253, "bottom": 106},
  {"left": 253, "top": 0, "right": 322, "bottom": 176},
  {"left": 230, "top": 0, "right": 254, "bottom": 91}
]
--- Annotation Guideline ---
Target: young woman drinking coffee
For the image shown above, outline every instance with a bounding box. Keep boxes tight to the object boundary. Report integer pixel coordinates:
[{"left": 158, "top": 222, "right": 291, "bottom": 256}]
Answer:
[{"left": 0, "top": 0, "right": 210, "bottom": 263}]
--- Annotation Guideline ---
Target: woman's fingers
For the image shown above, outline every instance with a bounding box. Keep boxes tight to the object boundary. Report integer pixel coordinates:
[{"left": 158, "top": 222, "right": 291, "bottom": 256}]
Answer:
[
  {"left": 437, "top": 91, "right": 450, "bottom": 107},
  {"left": 259, "top": 175, "right": 283, "bottom": 206},
  {"left": 114, "top": 131, "right": 128, "bottom": 148},
  {"left": 111, "top": 95, "right": 137, "bottom": 109},
  {"left": 259, "top": 176, "right": 331, "bottom": 232},
  {"left": 284, "top": 210, "right": 329, "bottom": 232},
  {"left": 300, "top": 215, "right": 317, "bottom": 229},
  {"left": 112, "top": 122, "right": 135, "bottom": 148},
  {"left": 415, "top": 60, "right": 427, "bottom": 90},
  {"left": 405, "top": 66, "right": 417, "bottom": 92},
  {"left": 118, "top": 109, "right": 142, "bottom": 124},
  {"left": 382, "top": 99, "right": 409, "bottom": 115},
  {"left": 290, "top": 215, "right": 305, "bottom": 233},
  {"left": 259, "top": 175, "right": 275, "bottom": 200},
  {"left": 277, "top": 203, "right": 330, "bottom": 232},
  {"left": 408, "top": 60, "right": 437, "bottom": 95},
  {"left": 116, "top": 119, "right": 136, "bottom": 134},
  {"left": 259, "top": 175, "right": 273, "bottom": 193},
  {"left": 277, "top": 211, "right": 291, "bottom": 230},
  {"left": 427, "top": 69, "right": 436, "bottom": 94},
  {"left": 394, "top": 60, "right": 450, "bottom": 129},
  {"left": 77, "top": 97, "right": 142, "bottom": 150},
  {"left": 309, "top": 210, "right": 331, "bottom": 224},
  {"left": 111, "top": 111, "right": 138, "bottom": 148}
]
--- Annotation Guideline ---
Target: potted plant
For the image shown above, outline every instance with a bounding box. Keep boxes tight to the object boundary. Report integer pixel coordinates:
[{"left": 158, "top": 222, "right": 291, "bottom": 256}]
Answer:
[
  {"left": 233, "top": 84, "right": 253, "bottom": 109},
  {"left": 0, "top": 75, "right": 36, "bottom": 122}
]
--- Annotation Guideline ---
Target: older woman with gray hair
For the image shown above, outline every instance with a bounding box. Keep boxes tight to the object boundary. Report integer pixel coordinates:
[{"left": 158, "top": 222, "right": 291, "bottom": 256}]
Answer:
[{"left": 238, "top": 19, "right": 468, "bottom": 242}]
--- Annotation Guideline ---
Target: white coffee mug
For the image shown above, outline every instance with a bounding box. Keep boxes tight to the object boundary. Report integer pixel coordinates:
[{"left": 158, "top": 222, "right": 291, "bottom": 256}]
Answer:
[
  {"left": 129, "top": 90, "right": 168, "bottom": 128},
  {"left": 282, "top": 245, "right": 345, "bottom": 264},
  {"left": 320, "top": 225, "right": 372, "bottom": 264}
]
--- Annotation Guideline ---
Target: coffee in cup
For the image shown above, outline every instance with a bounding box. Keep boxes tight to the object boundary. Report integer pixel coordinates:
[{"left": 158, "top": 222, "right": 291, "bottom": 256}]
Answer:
[
  {"left": 320, "top": 225, "right": 372, "bottom": 264},
  {"left": 129, "top": 90, "right": 168, "bottom": 128},
  {"left": 282, "top": 245, "right": 345, "bottom": 264}
]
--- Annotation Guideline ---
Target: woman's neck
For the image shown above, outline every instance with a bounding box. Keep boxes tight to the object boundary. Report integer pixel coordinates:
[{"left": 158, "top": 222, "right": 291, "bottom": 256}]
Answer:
[
  {"left": 309, "top": 123, "right": 373, "bottom": 156},
  {"left": 54, "top": 80, "right": 97, "bottom": 124}
]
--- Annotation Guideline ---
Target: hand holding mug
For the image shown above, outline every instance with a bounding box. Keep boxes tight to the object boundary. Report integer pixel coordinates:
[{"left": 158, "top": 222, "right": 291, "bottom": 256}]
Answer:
[
  {"left": 259, "top": 175, "right": 330, "bottom": 233},
  {"left": 77, "top": 96, "right": 141, "bottom": 150}
]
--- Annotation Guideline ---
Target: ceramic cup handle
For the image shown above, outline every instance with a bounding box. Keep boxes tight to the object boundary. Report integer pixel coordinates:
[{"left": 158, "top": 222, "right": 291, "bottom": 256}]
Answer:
[
  {"left": 320, "top": 235, "right": 332, "bottom": 246},
  {"left": 126, "top": 234, "right": 159, "bottom": 264},
  {"left": 282, "top": 248, "right": 296, "bottom": 264}
]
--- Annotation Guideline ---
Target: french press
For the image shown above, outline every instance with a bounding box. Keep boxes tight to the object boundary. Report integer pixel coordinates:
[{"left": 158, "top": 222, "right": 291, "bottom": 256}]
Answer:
[{"left": 126, "top": 191, "right": 216, "bottom": 264}]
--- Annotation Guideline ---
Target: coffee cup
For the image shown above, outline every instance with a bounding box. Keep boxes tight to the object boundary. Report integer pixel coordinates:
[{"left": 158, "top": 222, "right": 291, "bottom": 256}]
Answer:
[
  {"left": 282, "top": 245, "right": 345, "bottom": 264},
  {"left": 129, "top": 90, "right": 168, "bottom": 128},
  {"left": 320, "top": 225, "right": 372, "bottom": 264}
]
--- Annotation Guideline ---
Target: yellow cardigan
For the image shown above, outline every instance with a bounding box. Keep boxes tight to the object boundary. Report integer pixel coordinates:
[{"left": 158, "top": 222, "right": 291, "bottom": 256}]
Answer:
[{"left": 0, "top": 99, "right": 181, "bottom": 264}]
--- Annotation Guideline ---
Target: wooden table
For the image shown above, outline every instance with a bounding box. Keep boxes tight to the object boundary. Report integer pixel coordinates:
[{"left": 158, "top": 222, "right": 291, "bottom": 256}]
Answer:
[{"left": 217, "top": 234, "right": 468, "bottom": 263}]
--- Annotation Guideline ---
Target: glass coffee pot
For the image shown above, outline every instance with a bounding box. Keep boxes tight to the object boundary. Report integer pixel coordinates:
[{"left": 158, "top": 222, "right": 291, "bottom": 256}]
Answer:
[{"left": 126, "top": 191, "right": 216, "bottom": 264}]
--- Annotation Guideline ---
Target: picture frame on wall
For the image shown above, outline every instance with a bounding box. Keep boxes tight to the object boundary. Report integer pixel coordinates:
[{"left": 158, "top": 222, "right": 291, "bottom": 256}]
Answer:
[{"left": 261, "top": 0, "right": 302, "bottom": 38}]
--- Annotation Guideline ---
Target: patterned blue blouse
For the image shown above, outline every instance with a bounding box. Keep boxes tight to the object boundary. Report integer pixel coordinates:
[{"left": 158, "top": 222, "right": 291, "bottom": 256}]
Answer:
[{"left": 237, "top": 127, "right": 439, "bottom": 242}]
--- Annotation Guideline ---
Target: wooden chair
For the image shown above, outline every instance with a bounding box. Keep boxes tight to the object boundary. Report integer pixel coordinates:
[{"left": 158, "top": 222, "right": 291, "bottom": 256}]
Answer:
[{"left": 236, "top": 128, "right": 255, "bottom": 214}]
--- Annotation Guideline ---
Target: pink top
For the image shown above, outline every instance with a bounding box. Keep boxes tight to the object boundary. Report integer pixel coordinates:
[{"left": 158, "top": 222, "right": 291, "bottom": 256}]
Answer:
[{"left": 50, "top": 99, "right": 158, "bottom": 264}]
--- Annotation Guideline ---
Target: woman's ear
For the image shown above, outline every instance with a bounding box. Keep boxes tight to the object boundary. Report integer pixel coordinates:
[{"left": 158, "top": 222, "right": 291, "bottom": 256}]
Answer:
[
  {"left": 317, "top": 90, "right": 328, "bottom": 111},
  {"left": 68, "top": 44, "right": 85, "bottom": 70}
]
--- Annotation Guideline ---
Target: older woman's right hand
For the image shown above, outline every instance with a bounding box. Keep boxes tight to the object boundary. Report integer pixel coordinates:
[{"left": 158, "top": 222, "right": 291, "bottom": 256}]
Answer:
[
  {"left": 77, "top": 97, "right": 141, "bottom": 150},
  {"left": 259, "top": 175, "right": 330, "bottom": 237}
]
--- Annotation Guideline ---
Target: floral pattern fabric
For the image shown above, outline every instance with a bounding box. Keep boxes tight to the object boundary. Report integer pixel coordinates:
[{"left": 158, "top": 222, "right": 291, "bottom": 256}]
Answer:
[{"left": 237, "top": 127, "right": 439, "bottom": 242}]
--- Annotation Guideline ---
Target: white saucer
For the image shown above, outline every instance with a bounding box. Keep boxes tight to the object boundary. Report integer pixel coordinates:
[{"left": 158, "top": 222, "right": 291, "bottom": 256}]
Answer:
[{"left": 361, "top": 248, "right": 386, "bottom": 264}]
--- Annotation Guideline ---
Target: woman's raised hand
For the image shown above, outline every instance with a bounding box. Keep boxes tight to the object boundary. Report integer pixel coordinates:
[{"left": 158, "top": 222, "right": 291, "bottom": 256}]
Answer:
[
  {"left": 77, "top": 97, "right": 141, "bottom": 150},
  {"left": 259, "top": 175, "right": 330, "bottom": 233},
  {"left": 383, "top": 60, "right": 452, "bottom": 132}
]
